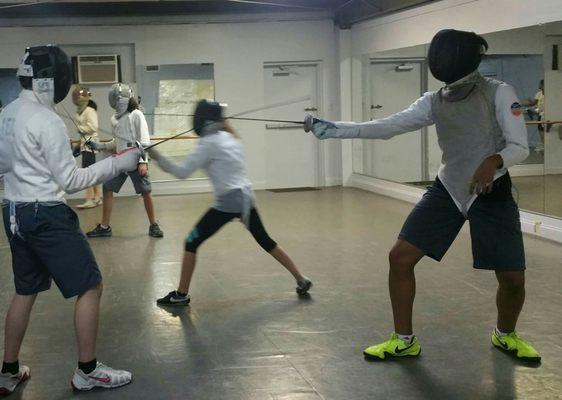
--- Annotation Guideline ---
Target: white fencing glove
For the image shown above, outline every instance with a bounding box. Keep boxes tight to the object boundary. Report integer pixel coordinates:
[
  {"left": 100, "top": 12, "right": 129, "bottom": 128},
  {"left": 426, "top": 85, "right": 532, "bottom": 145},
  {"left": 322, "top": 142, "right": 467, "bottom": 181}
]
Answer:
[{"left": 309, "top": 118, "right": 337, "bottom": 139}]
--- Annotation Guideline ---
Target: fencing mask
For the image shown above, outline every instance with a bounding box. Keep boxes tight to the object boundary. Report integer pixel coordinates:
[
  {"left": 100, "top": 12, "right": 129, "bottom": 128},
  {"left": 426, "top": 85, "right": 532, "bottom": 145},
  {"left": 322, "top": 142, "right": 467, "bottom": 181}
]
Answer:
[
  {"left": 193, "top": 99, "right": 224, "bottom": 136},
  {"left": 72, "top": 85, "right": 91, "bottom": 114},
  {"left": 428, "top": 29, "right": 488, "bottom": 84},
  {"left": 108, "top": 83, "right": 133, "bottom": 118},
  {"left": 17, "top": 45, "right": 73, "bottom": 108}
]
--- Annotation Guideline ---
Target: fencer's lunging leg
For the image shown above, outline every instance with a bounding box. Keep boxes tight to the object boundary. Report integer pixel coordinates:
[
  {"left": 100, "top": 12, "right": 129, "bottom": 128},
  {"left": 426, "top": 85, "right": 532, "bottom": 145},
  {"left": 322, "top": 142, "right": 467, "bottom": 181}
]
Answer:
[
  {"left": 3, "top": 294, "right": 37, "bottom": 363},
  {"left": 248, "top": 211, "right": 307, "bottom": 282},
  {"left": 178, "top": 209, "right": 236, "bottom": 294},
  {"left": 388, "top": 240, "right": 425, "bottom": 335},
  {"left": 75, "top": 283, "right": 102, "bottom": 363},
  {"left": 247, "top": 208, "right": 307, "bottom": 283},
  {"left": 496, "top": 271, "right": 525, "bottom": 333},
  {"left": 101, "top": 191, "right": 114, "bottom": 227},
  {"left": 268, "top": 246, "right": 305, "bottom": 282},
  {"left": 178, "top": 252, "right": 196, "bottom": 295}
]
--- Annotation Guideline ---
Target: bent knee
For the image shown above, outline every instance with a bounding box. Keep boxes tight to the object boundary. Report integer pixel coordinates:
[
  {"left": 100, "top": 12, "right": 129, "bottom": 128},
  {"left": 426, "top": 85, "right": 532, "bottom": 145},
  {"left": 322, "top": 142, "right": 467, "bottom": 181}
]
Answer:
[
  {"left": 497, "top": 271, "right": 525, "bottom": 291},
  {"left": 389, "top": 241, "right": 423, "bottom": 269},
  {"left": 259, "top": 237, "right": 277, "bottom": 253}
]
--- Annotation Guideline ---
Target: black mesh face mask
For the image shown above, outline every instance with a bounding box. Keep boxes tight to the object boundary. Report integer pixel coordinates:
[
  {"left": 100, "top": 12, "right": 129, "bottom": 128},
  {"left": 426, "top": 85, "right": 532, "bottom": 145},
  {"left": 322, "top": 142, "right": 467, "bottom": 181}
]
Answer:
[
  {"left": 19, "top": 45, "right": 73, "bottom": 104},
  {"left": 193, "top": 100, "right": 223, "bottom": 136},
  {"left": 428, "top": 29, "right": 488, "bottom": 84}
]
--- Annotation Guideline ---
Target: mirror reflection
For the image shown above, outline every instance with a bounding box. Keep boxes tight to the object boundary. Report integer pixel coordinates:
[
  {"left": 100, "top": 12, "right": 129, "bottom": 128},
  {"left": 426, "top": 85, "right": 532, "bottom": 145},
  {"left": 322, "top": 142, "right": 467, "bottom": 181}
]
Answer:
[{"left": 352, "top": 25, "right": 562, "bottom": 219}]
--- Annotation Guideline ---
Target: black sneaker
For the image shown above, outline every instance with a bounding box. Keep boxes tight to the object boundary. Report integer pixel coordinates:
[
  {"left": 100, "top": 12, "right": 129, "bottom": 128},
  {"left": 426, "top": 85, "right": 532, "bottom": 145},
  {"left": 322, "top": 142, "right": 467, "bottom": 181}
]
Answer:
[
  {"left": 86, "top": 224, "right": 112, "bottom": 238},
  {"left": 296, "top": 278, "right": 313, "bottom": 295},
  {"left": 157, "top": 291, "right": 190, "bottom": 306},
  {"left": 149, "top": 223, "right": 163, "bottom": 238}
]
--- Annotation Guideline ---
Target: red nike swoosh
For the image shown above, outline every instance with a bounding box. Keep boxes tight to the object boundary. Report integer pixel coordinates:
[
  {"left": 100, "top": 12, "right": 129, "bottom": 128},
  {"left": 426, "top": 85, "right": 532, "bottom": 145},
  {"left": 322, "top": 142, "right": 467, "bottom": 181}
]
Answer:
[{"left": 93, "top": 376, "right": 111, "bottom": 384}]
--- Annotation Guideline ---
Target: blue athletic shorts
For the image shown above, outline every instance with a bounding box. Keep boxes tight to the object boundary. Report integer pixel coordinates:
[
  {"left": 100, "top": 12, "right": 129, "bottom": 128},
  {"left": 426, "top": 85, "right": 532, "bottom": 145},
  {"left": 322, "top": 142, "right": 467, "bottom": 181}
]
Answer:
[
  {"left": 398, "top": 173, "right": 525, "bottom": 271},
  {"left": 2, "top": 203, "right": 102, "bottom": 298}
]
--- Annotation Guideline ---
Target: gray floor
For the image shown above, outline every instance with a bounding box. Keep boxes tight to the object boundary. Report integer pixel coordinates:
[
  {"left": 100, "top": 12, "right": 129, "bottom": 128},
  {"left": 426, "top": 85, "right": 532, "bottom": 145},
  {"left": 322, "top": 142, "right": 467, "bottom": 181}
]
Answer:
[{"left": 1, "top": 187, "right": 561, "bottom": 400}]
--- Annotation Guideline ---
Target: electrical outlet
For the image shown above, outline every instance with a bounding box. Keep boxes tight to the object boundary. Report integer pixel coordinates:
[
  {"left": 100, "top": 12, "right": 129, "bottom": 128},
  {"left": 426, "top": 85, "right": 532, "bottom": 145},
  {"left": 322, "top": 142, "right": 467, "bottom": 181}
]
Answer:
[{"left": 534, "top": 221, "right": 542, "bottom": 233}]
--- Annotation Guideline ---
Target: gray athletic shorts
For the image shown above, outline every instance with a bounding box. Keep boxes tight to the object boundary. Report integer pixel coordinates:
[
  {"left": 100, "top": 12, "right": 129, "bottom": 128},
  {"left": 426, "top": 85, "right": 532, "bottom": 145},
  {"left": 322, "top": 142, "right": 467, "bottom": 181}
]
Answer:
[
  {"left": 398, "top": 173, "right": 525, "bottom": 271},
  {"left": 103, "top": 170, "right": 152, "bottom": 194}
]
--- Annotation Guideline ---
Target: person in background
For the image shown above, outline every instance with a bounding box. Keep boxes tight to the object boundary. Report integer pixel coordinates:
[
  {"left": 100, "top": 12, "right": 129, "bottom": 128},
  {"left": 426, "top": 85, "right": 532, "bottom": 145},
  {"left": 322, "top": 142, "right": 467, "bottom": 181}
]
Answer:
[
  {"left": 523, "top": 79, "right": 548, "bottom": 152},
  {"left": 72, "top": 85, "right": 102, "bottom": 209},
  {"left": 86, "top": 83, "right": 164, "bottom": 238}
]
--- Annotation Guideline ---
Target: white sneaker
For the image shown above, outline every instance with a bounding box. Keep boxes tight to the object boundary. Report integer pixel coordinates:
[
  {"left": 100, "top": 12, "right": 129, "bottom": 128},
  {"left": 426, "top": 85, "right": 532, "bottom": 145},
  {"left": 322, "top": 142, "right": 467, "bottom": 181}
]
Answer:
[
  {"left": 76, "top": 199, "right": 97, "bottom": 209},
  {"left": 95, "top": 198, "right": 103, "bottom": 206},
  {"left": 296, "top": 277, "right": 313, "bottom": 295},
  {"left": 71, "top": 362, "right": 132, "bottom": 391},
  {"left": 0, "top": 365, "right": 30, "bottom": 396}
]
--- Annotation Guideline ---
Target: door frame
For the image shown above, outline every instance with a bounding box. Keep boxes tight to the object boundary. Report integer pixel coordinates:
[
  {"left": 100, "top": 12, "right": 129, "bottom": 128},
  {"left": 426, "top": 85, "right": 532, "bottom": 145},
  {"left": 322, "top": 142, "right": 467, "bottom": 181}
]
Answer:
[
  {"left": 263, "top": 61, "right": 324, "bottom": 188},
  {"left": 367, "top": 58, "right": 429, "bottom": 182}
]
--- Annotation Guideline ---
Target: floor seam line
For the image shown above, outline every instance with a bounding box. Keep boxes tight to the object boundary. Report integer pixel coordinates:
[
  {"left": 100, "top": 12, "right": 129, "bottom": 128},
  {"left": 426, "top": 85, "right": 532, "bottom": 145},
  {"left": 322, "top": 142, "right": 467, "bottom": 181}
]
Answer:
[{"left": 263, "top": 330, "right": 326, "bottom": 400}]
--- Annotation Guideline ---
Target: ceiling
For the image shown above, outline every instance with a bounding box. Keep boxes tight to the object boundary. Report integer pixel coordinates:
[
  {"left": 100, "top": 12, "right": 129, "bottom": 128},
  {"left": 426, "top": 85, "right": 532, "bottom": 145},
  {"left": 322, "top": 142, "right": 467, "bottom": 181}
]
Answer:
[{"left": 0, "top": 0, "right": 441, "bottom": 28}]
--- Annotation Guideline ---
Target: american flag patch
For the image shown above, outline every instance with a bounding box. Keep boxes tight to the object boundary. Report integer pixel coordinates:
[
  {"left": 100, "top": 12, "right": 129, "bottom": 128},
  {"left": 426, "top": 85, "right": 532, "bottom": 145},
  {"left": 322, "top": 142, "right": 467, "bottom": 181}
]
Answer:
[{"left": 511, "top": 102, "right": 523, "bottom": 116}]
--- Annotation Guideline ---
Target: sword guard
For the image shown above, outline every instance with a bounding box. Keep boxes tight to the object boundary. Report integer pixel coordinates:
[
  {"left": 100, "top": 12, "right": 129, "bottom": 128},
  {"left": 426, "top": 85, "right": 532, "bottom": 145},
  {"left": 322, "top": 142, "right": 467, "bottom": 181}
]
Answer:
[{"left": 304, "top": 114, "right": 315, "bottom": 133}]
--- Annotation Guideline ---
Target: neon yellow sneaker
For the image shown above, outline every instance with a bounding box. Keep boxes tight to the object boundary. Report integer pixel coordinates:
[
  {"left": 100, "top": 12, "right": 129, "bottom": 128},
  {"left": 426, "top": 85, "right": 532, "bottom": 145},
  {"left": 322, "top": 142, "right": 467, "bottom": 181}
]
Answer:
[
  {"left": 363, "top": 333, "right": 421, "bottom": 360},
  {"left": 491, "top": 331, "right": 541, "bottom": 362}
]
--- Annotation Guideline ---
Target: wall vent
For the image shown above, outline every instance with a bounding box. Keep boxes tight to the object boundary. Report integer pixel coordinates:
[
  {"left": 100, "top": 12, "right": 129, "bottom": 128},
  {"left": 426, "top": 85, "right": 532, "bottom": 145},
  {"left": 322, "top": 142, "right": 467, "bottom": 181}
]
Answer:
[{"left": 75, "top": 55, "right": 120, "bottom": 84}]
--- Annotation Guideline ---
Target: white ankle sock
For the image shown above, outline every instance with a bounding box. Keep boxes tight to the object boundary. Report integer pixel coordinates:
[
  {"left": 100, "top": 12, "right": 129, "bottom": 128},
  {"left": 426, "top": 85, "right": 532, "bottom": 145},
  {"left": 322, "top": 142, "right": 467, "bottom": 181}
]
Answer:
[
  {"left": 495, "top": 327, "right": 512, "bottom": 337},
  {"left": 396, "top": 333, "right": 414, "bottom": 343},
  {"left": 100, "top": 224, "right": 109, "bottom": 229}
]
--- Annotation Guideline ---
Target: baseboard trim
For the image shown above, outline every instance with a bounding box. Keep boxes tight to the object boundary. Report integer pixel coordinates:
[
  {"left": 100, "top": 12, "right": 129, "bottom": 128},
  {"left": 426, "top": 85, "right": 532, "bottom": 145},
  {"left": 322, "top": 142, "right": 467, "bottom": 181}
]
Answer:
[
  {"left": 545, "top": 167, "right": 562, "bottom": 175},
  {"left": 325, "top": 176, "right": 343, "bottom": 187},
  {"left": 510, "top": 163, "right": 545, "bottom": 177},
  {"left": 347, "top": 173, "right": 562, "bottom": 244}
]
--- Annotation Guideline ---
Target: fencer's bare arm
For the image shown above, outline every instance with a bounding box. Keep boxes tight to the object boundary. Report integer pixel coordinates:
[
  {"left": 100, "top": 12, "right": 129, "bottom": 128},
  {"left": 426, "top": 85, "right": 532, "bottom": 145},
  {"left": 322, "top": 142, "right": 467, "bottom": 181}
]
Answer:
[
  {"left": 495, "top": 84, "right": 530, "bottom": 168},
  {"left": 313, "top": 93, "right": 434, "bottom": 140}
]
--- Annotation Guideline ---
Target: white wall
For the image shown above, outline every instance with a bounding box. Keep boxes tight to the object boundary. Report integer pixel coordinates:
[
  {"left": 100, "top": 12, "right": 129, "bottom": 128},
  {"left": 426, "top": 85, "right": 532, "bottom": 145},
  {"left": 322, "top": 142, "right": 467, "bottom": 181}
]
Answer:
[
  {"left": 342, "top": 0, "right": 562, "bottom": 186},
  {"left": 0, "top": 20, "right": 342, "bottom": 191},
  {"left": 350, "top": 0, "right": 562, "bottom": 56}
]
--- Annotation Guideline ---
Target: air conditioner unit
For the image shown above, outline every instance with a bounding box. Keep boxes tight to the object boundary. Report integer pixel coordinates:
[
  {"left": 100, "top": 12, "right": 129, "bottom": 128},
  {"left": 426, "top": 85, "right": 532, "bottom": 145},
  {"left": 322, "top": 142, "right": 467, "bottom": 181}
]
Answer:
[{"left": 75, "top": 55, "right": 121, "bottom": 84}]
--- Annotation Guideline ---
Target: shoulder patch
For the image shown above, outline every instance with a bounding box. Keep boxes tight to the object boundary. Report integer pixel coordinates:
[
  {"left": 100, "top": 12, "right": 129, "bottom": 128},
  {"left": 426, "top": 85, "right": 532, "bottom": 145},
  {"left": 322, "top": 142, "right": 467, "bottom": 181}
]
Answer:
[{"left": 510, "top": 102, "right": 523, "bottom": 116}]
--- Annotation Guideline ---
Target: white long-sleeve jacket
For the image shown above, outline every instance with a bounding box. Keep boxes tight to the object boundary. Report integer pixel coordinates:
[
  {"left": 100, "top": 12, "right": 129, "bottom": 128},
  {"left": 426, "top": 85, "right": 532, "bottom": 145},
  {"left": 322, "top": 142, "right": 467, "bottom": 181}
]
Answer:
[
  {"left": 156, "top": 130, "right": 252, "bottom": 196},
  {"left": 107, "top": 110, "right": 151, "bottom": 163},
  {"left": 0, "top": 90, "right": 136, "bottom": 202},
  {"left": 155, "top": 129, "right": 254, "bottom": 216},
  {"left": 323, "top": 80, "right": 529, "bottom": 212},
  {"left": 75, "top": 106, "right": 98, "bottom": 152}
]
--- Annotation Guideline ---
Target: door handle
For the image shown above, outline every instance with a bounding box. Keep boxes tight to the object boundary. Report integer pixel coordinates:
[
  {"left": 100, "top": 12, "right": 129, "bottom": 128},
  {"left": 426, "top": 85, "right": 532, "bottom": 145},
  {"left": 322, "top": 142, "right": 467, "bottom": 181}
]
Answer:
[
  {"left": 371, "top": 105, "right": 382, "bottom": 110},
  {"left": 304, "top": 107, "right": 318, "bottom": 112}
]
